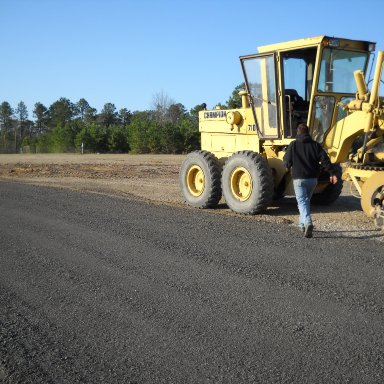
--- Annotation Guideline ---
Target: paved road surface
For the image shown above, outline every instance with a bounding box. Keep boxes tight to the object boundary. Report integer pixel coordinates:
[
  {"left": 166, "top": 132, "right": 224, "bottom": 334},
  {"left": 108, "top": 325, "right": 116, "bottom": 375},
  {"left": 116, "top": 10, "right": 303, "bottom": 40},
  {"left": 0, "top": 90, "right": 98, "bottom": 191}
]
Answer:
[{"left": 1, "top": 181, "right": 384, "bottom": 383}]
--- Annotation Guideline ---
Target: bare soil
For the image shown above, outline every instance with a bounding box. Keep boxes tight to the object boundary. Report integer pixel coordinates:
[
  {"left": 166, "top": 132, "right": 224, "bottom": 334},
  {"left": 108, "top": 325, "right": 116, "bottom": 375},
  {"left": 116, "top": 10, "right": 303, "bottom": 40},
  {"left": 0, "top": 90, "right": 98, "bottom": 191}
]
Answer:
[{"left": 0, "top": 153, "right": 381, "bottom": 239}]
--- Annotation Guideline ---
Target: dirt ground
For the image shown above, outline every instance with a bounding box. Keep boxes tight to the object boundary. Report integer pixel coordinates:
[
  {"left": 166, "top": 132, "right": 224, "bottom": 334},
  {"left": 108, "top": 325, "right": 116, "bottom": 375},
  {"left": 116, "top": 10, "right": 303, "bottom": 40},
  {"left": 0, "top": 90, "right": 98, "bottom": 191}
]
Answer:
[{"left": 0, "top": 153, "right": 382, "bottom": 240}]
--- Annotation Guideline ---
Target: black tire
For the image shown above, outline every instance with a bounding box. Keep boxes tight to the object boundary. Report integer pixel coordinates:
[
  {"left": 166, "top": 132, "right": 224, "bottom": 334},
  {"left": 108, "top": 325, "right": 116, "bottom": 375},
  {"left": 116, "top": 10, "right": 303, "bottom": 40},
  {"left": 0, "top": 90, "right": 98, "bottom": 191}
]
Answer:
[
  {"left": 179, "top": 150, "right": 222, "bottom": 208},
  {"left": 222, "top": 151, "right": 273, "bottom": 214},
  {"left": 311, "top": 164, "right": 343, "bottom": 205},
  {"left": 273, "top": 173, "right": 289, "bottom": 201}
]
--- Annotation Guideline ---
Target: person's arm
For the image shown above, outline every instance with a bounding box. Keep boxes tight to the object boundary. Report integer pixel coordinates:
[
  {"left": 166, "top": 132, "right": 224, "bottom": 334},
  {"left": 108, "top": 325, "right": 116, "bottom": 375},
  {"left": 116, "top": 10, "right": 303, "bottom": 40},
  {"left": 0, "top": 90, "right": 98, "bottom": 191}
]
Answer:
[
  {"left": 283, "top": 143, "right": 293, "bottom": 170},
  {"left": 317, "top": 144, "right": 338, "bottom": 184}
]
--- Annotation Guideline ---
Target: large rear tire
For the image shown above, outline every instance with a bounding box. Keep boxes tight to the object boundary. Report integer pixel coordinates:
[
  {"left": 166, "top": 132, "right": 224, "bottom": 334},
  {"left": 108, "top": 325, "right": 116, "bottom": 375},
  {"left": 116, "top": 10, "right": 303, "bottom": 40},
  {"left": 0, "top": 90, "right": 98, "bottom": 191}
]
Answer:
[
  {"left": 311, "top": 164, "right": 343, "bottom": 205},
  {"left": 179, "top": 150, "right": 222, "bottom": 208},
  {"left": 222, "top": 151, "right": 273, "bottom": 214}
]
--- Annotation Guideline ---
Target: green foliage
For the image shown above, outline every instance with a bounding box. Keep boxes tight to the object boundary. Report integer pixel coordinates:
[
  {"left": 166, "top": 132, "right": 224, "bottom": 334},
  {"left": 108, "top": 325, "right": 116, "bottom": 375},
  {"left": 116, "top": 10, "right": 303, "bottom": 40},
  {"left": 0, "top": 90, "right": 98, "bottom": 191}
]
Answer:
[
  {"left": 3, "top": 86, "right": 247, "bottom": 153},
  {"left": 76, "top": 98, "right": 91, "bottom": 121},
  {"left": 0, "top": 101, "right": 14, "bottom": 129},
  {"left": 16, "top": 101, "right": 28, "bottom": 121},
  {"left": 0, "top": 101, "right": 15, "bottom": 153},
  {"left": 84, "top": 107, "right": 97, "bottom": 125},
  {"left": 178, "top": 116, "right": 200, "bottom": 153},
  {"left": 33, "top": 102, "right": 49, "bottom": 134},
  {"left": 50, "top": 125, "right": 74, "bottom": 152},
  {"left": 89, "top": 123, "right": 109, "bottom": 152},
  {"left": 75, "top": 126, "right": 94, "bottom": 153},
  {"left": 34, "top": 133, "right": 52, "bottom": 153},
  {"left": 226, "top": 83, "right": 245, "bottom": 109},
  {"left": 128, "top": 112, "right": 151, "bottom": 153},
  {"left": 99, "top": 103, "right": 118, "bottom": 127},
  {"left": 108, "top": 125, "right": 129, "bottom": 153},
  {"left": 119, "top": 108, "right": 132, "bottom": 127},
  {"left": 49, "top": 98, "right": 75, "bottom": 127},
  {"left": 190, "top": 103, "right": 206, "bottom": 118}
]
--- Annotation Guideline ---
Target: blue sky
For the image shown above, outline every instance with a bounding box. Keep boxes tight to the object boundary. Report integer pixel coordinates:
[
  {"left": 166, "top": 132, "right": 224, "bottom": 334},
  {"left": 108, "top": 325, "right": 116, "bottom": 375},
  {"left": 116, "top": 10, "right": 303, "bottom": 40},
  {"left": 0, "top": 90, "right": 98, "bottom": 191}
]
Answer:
[{"left": 1, "top": 0, "right": 383, "bottom": 119}]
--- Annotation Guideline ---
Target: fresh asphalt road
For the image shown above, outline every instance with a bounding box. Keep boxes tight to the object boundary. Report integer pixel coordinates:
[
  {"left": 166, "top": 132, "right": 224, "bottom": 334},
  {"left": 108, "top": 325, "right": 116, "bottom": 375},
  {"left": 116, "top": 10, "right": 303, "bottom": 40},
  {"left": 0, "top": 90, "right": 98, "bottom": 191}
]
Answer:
[{"left": 1, "top": 181, "right": 384, "bottom": 384}]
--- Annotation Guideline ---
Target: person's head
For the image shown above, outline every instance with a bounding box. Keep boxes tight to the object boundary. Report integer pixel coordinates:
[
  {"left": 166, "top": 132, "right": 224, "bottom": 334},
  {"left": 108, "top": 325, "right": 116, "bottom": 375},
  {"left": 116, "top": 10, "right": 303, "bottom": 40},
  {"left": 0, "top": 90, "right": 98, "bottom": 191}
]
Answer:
[{"left": 297, "top": 123, "right": 309, "bottom": 135}]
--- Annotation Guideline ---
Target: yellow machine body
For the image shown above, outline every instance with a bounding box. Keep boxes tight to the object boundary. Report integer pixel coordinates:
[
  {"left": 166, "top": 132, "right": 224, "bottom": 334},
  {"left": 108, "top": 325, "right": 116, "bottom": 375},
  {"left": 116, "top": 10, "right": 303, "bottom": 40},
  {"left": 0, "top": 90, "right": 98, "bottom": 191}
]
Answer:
[{"left": 181, "top": 36, "right": 384, "bottom": 227}]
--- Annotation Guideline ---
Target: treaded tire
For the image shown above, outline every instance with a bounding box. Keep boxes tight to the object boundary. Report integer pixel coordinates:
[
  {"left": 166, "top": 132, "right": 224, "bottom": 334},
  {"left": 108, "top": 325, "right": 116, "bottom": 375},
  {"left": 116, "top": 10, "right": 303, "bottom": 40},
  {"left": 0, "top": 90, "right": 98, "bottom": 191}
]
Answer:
[
  {"left": 311, "top": 164, "right": 343, "bottom": 205},
  {"left": 179, "top": 150, "right": 222, "bottom": 208},
  {"left": 222, "top": 151, "right": 273, "bottom": 214}
]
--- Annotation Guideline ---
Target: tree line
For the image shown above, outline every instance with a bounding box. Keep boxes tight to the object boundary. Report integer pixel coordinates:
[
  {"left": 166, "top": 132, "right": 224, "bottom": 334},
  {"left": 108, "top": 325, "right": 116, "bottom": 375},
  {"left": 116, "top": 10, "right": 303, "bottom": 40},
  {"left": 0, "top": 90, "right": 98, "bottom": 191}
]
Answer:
[{"left": 0, "top": 87, "right": 243, "bottom": 154}]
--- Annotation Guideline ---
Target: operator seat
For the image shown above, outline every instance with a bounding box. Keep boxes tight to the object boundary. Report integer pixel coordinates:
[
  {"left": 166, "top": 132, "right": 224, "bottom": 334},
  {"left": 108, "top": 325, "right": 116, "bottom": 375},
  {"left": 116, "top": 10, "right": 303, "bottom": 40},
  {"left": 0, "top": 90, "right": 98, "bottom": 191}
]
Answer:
[
  {"left": 284, "top": 89, "right": 309, "bottom": 138},
  {"left": 285, "top": 89, "right": 307, "bottom": 111}
]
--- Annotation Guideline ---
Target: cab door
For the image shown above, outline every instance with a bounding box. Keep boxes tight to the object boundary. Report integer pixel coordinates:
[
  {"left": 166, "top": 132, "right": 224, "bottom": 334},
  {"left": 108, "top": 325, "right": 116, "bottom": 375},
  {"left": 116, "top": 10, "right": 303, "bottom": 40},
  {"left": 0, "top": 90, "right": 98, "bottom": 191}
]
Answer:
[{"left": 240, "top": 53, "right": 280, "bottom": 139}]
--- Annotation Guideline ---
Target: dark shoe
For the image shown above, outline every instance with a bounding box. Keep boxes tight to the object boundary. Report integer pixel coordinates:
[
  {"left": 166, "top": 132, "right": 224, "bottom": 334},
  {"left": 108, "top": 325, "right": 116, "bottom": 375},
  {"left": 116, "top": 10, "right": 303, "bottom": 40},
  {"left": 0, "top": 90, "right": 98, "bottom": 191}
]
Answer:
[{"left": 304, "top": 224, "right": 313, "bottom": 238}]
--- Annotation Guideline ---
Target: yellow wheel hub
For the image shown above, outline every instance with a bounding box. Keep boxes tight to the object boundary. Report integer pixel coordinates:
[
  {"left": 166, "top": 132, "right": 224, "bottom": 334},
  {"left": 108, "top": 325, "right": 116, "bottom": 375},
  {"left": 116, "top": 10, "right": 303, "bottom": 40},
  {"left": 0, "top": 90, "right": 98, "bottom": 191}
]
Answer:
[
  {"left": 361, "top": 172, "right": 384, "bottom": 217},
  {"left": 187, "top": 165, "right": 205, "bottom": 197},
  {"left": 230, "top": 167, "right": 252, "bottom": 201}
]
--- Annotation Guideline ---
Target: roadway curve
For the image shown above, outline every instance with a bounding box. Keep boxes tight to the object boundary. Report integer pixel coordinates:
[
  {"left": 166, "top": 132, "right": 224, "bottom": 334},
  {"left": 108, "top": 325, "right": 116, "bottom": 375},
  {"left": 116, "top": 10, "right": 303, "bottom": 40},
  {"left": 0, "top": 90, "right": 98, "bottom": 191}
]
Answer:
[{"left": 1, "top": 181, "right": 384, "bottom": 383}]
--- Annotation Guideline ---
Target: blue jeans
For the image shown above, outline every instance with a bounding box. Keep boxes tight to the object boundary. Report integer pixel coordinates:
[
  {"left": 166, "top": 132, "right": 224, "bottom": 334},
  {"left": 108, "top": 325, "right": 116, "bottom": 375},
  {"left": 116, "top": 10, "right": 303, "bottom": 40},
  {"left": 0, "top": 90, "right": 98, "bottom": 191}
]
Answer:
[{"left": 293, "top": 178, "right": 317, "bottom": 228}]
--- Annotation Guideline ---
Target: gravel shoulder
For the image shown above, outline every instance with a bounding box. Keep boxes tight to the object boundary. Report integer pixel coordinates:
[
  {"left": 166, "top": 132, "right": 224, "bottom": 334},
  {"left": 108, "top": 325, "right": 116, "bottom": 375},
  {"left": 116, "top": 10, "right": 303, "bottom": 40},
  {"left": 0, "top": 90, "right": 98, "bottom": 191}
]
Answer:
[
  {"left": 1, "top": 181, "right": 384, "bottom": 382},
  {"left": 0, "top": 153, "right": 381, "bottom": 239}
]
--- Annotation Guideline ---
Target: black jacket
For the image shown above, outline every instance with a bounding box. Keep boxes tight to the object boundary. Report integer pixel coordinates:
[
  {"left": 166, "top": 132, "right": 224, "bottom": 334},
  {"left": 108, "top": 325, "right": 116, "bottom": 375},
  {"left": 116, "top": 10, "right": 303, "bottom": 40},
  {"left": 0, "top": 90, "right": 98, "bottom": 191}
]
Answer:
[{"left": 283, "top": 134, "right": 334, "bottom": 179}]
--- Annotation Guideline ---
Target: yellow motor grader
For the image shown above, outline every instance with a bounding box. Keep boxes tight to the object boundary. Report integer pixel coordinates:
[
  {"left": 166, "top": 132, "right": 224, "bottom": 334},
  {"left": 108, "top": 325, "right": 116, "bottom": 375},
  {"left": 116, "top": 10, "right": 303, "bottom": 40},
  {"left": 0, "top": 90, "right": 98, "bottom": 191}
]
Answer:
[{"left": 180, "top": 36, "right": 384, "bottom": 229}]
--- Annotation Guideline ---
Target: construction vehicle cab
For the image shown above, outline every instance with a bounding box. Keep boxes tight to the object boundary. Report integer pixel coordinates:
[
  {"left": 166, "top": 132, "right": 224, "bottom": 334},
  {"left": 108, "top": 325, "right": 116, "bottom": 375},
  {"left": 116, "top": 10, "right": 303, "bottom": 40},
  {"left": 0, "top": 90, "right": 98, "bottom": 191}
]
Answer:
[
  {"left": 180, "top": 36, "right": 384, "bottom": 228},
  {"left": 241, "top": 37, "right": 373, "bottom": 141}
]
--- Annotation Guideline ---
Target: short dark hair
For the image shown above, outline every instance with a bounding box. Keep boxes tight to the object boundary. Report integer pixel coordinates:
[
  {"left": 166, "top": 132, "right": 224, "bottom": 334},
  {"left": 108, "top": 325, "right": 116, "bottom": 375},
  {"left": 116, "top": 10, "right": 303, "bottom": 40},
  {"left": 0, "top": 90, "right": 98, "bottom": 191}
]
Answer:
[{"left": 297, "top": 123, "right": 309, "bottom": 135}]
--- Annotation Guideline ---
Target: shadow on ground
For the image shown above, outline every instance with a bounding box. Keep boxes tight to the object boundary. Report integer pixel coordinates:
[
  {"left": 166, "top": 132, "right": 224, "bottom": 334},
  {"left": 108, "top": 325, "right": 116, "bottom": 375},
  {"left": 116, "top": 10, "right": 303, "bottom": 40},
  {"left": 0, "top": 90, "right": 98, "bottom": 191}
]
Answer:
[
  {"left": 313, "top": 229, "right": 383, "bottom": 240},
  {"left": 215, "top": 195, "right": 362, "bottom": 217},
  {"left": 269, "top": 195, "right": 361, "bottom": 216},
  {"left": 212, "top": 195, "right": 383, "bottom": 240}
]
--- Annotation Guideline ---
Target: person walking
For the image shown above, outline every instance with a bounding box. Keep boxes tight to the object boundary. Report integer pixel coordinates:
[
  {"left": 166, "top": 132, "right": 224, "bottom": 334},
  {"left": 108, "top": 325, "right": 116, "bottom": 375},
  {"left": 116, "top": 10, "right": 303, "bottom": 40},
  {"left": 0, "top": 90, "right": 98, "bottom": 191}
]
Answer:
[{"left": 283, "top": 123, "right": 337, "bottom": 238}]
